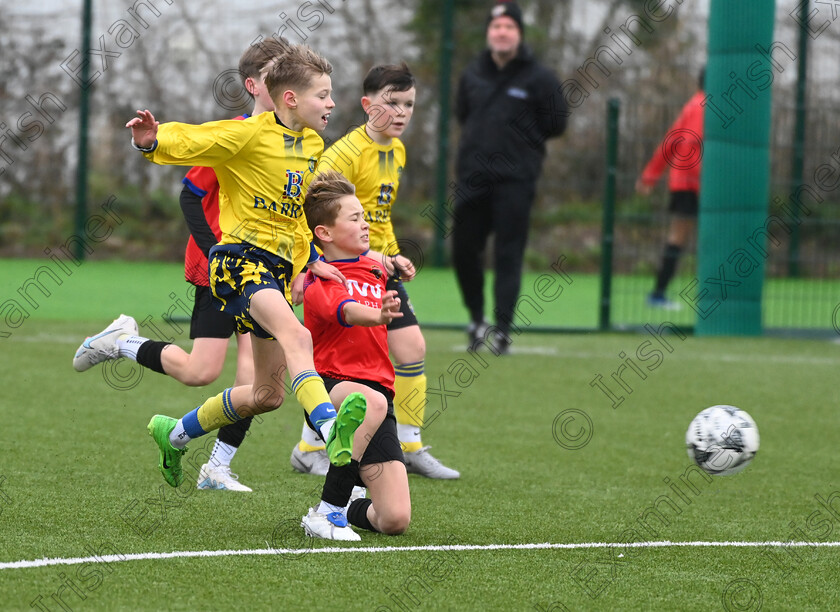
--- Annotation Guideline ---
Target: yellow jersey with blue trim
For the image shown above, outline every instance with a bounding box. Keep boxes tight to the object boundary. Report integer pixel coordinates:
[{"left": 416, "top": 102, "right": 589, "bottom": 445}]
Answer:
[
  {"left": 144, "top": 111, "right": 322, "bottom": 264},
  {"left": 317, "top": 124, "right": 405, "bottom": 256}
]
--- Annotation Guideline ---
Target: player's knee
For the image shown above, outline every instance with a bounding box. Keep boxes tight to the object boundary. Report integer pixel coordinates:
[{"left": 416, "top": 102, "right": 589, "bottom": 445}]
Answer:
[
  {"left": 413, "top": 335, "right": 427, "bottom": 359},
  {"left": 251, "top": 384, "right": 284, "bottom": 413},
  {"left": 366, "top": 394, "right": 387, "bottom": 423},
  {"left": 403, "top": 345, "right": 426, "bottom": 364},
  {"left": 290, "top": 325, "right": 313, "bottom": 352},
  {"left": 392, "top": 335, "right": 426, "bottom": 363},
  {"left": 378, "top": 508, "right": 411, "bottom": 535}
]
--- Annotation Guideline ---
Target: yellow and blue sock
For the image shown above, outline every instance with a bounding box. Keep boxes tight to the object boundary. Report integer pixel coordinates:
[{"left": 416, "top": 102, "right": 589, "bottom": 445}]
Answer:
[
  {"left": 394, "top": 361, "right": 427, "bottom": 453},
  {"left": 292, "top": 369, "right": 336, "bottom": 439},
  {"left": 169, "top": 388, "right": 240, "bottom": 449}
]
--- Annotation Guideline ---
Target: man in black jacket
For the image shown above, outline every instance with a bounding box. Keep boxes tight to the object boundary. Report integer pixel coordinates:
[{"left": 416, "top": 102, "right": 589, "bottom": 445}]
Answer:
[{"left": 452, "top": 0, "right": 566, "bottom": 354}]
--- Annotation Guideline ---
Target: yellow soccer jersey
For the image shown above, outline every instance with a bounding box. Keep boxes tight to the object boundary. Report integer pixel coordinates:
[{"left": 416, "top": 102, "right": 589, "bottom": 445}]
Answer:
[
  {"left": 318, "top": 124, "right": 405, "bottom": 256},
  {"left": 145, "top": 112, "right": 322, "bottom": 264}
]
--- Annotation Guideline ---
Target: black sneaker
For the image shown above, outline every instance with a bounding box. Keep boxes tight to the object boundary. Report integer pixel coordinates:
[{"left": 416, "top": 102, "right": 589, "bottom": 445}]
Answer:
[
  {"left": 467, "top": 320, "right": 490, "bottom": 350},
  {"left": 492, "top": 334, "right": 511, "bottom": 356}
]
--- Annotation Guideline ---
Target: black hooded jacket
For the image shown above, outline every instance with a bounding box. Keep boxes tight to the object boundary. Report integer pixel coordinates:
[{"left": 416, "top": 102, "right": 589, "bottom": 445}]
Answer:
[{"left": 455, "top": 44, "right": 566, "bottom": 186}]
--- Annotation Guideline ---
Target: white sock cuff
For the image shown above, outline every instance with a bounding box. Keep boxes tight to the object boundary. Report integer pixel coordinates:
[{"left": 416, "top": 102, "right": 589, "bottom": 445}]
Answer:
[
  {"left": 397, "top": 423, "right": 422, "bottom": 445},
  {"left": 209, "top": 439, "right": 237, "bottom": 467},
  {"left": 301, "top": 422, "right": 324, "bottom": 446},
  {"left": 117, "top": 335, "right": 149, "bottom": 360}
]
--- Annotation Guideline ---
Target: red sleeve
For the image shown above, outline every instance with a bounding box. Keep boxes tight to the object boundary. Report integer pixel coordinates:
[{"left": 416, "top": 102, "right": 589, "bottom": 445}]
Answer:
[
  {"left": 304, "top": 278, "right": 357, "bottom": 329},
  {"left": 183, "top": 165, "right": 219, "bottom": 196},
  {"left": 640, "top": 97, "right": 696, "bottom": 187}
]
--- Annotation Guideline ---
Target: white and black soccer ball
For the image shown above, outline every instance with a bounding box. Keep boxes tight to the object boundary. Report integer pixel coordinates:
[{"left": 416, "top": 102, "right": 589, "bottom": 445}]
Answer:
[{"left": 685, "top": 405, "right": 759, "bottom": 476}]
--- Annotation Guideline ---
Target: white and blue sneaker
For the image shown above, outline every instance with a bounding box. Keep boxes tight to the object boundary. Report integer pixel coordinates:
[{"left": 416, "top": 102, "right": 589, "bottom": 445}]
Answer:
[
  {"left": 73, "top": 314, "right": 138, "bottom": 372},
  {"left": 301, "top": 507, "right": 360, "bottom": 541},
  {"left": 196, "top": 463, "right": 252, "bottom": 492}
]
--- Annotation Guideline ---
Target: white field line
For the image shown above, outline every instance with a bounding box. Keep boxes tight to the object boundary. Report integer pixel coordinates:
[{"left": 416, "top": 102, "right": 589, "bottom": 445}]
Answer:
[
  {"left": 451, "top": 345, "right": 840, "bottom": 365},
  {"left": 10, "top": 335, "right": 838, "bottom": 366},
  {"left": 4, "top": 540, "right": 840, "bottom": 571}
]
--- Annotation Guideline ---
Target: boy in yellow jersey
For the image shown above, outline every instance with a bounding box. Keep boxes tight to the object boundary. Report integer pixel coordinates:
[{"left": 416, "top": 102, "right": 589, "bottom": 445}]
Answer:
[
  {"left": 74, "top": 38, "right": 289, "bottom": 493},
  {"left": 126, "top": 43, "right": 366, "bottom": 488},
  {"left": 295, "top": 63, "right": 459, "bottom": 479}
]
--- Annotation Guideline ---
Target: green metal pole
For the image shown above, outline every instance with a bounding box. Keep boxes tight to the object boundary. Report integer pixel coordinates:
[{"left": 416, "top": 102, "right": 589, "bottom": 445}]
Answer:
[
  {"left": 433, "top": 0, "right": 455, "bottom": 267},
  {"left": 73, "top": 0, "right": 93, "bottom": 261},
  {"left": 599, "top": 98, "right": 619, "bottom": 331},
  {"left": 788, "top": 0, "right": 809, "bottom": 277}
]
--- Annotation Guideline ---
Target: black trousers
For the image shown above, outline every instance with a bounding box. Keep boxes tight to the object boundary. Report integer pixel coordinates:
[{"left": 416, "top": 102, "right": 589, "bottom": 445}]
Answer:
[{"left": 451, "top": 179, "right": 537, "bottom": 335}]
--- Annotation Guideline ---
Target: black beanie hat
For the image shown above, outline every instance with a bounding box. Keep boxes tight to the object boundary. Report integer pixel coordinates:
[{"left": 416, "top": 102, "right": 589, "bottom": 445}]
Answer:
[{"left": 487, "top": 1, "right": 524, "bottom": 34}]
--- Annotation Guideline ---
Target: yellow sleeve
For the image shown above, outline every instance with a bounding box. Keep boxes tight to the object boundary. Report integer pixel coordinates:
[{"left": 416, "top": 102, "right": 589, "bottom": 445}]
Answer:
[
  {"left": 379, "top": 225, "right": 401, "bottom": 256},
  {"left": 144, "top": 119, "right": 254, "bottom": 167}
]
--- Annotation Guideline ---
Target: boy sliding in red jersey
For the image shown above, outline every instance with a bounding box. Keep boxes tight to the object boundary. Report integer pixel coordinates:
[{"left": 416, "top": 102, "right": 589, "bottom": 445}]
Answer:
[
  {"left": 300, "top": 170, "right": 413, "bottom": 540},
  {"left": 300, "top": 62, "right": 459, "bottom": 479}
]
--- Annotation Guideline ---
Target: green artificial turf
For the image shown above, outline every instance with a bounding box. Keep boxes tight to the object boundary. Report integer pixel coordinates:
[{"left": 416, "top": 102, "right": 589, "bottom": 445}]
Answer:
[{"left": 2, "top": 315, "right": 839, "bottom": 610}]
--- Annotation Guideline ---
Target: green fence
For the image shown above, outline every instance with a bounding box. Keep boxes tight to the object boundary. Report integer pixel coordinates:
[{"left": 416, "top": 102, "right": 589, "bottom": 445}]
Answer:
[{"left": 600, "top": 98, "right": 840, "bottom": 336}]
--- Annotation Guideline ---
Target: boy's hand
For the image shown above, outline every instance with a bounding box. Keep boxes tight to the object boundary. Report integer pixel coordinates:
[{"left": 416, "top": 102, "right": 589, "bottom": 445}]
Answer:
[
  {"left": 379, "top": 290, "right": 404, "bottom": 325},
  {"left": 290, "top": 272, "right": 306, "bottom": 305},
  {"left": 309, "top": 259, "right": 347, "bottom": 287},
  {"left": 126, "top": 109, "right": 159, "bottom": 149},
  {"left": 387, "top": 254, "right": 416, "bottom": 281}
]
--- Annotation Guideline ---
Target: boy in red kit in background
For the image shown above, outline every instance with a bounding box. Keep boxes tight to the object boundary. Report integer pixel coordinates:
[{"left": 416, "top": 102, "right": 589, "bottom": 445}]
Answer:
[{"left": 637, "top": 68, "right": 705, "bottom": 310}]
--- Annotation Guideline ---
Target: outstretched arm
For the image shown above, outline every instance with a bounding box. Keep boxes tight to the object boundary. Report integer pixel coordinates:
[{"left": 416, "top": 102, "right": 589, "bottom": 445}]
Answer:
[{"left": 342, "top": 290, "right": 403, "bottom": 327}]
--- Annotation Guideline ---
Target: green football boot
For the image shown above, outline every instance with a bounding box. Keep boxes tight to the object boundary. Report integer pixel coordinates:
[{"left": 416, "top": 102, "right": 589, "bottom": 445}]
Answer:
[
  {"left": 325, "top": 392, "right": 367, "bottom": 466},
  {"left": 147, "top": 415, "right": 187, "bottom": 487}
]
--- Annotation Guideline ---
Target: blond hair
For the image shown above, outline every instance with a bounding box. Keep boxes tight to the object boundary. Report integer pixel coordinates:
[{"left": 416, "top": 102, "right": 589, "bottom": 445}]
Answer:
[{"left": 265, "top": 43, "right": 332, "bottom": 101}]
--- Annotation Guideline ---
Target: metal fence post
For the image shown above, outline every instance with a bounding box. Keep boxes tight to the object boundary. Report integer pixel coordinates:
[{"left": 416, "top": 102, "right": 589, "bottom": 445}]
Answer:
[{"left": 599, "top": 98, "right": 620, "bottom": 331}]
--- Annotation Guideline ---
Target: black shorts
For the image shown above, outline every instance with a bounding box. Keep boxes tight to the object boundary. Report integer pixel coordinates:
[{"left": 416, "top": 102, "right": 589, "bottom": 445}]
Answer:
[
  {"left": 669, "top": 190, "right": 699, "bottom": 217},
  {"left": 385, "top": 277, "right": 418, "bottom": 331},
  {"left": 208, "top": 243, "right": 293, "bottom": 340},
  {"left": 189, "top": 284, "right": 238, "bottom": 339},
  {"left": 315, "top": 376, "right": 404, "bottom": 466}
]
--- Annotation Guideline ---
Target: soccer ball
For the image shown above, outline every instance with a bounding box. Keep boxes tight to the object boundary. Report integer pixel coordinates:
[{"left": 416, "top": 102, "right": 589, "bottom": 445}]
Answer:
[{"left": 685, "top": 405, "right": 759, "bottom": 476}]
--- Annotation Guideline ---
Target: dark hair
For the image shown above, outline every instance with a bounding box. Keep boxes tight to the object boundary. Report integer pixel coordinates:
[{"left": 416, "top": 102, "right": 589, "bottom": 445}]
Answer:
[
  {"left": 698, "top": 66, "right": 705, "bottom": 91},
  {"left": 304, "top": 170, "right": 356, "bottom": 248},
  {"left": 362, "top": 62, "right": 415, "bottom": 96}
]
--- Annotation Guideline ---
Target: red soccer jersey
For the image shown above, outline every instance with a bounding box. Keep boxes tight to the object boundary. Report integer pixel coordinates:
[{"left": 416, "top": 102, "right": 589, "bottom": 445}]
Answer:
[
  {"left": 303, "top": 256, "right": 394, "bottom": 394},
  {"left": 181, "top": 113, "right": 248, "bottom": 286},
  {"left": 640, "top": 91, "right": 706, "bottom": 194}
]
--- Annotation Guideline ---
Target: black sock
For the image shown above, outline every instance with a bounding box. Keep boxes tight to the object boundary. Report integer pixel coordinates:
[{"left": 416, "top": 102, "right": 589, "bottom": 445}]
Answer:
[
  {"left": 135, "top": 340, "right": 171, "bottom": 374},
  {"left": 321, "top": 459, "right": 360, "bottom": 508},
  {"left": 347, "top": 498, "right": 376, "bottom": 532},
  {"left": 654, "top": 243, "right": 682, "bottom": 294},
  {"left": 217, "top": 417, "right": 253, "bottom": 447}
]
